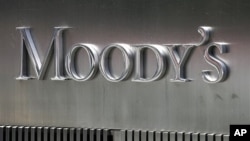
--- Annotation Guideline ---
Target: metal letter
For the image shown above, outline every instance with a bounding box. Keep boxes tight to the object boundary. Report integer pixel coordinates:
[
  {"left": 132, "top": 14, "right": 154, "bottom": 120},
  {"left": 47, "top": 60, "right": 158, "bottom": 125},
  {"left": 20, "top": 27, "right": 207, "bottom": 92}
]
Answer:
[
  {"left": 132, "top": 45, "right": 168, "bottom": 82},
  {"left": 65, "top": 43, "right": 99, "bottom": 81},
  {"left": 163, "top": 26, "right": 212, "bottom": 82},
  {"left": 202, "top": 42, "right": 228, "bottom": 83},
  {"left": 165, "top": 44, "right": 195, "bottom": 82},
  {"left": 100, "top": 44, "right": 134, "bottom": 82},
  {"left": 197, "top": 26, "right": 212, "bottom": 46},
  {"left": 16, "top": 26, "right": 70, "bottom": 80}
]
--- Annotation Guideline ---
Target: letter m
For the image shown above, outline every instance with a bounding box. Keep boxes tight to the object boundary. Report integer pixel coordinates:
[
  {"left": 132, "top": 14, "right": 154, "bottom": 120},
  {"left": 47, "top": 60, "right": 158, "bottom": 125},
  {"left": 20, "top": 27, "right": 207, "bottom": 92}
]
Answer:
[{"left": 16, "top": 26, "right": 70, "bottom": 80}]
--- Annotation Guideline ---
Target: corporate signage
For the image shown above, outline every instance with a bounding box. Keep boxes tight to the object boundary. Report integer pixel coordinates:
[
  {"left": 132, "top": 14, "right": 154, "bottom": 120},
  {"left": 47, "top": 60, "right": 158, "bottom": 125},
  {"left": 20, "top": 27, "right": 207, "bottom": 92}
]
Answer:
[{"left": 16, "top": 26, "right": 228, "bottom": 83}]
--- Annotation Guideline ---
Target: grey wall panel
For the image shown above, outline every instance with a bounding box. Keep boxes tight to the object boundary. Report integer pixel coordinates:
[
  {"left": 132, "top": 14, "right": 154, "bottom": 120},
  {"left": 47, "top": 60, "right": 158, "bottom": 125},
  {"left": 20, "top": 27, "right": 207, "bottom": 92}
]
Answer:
[{"left": 0, "top": 0, "right": 249, "bottom": 135}]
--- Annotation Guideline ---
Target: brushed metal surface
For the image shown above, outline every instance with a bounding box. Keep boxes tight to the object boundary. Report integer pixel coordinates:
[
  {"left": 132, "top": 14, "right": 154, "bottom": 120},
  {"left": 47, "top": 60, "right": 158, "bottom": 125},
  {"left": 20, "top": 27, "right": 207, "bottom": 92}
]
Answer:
[
  {"left": 192, "top": 133, "right": 199, "bottom": 141},
  {"left": 162, "top": 131, "right": 169, "bottom": 141},
  {"left": 70, "top": 128, "right": 75, "bottom": 141},
  {"left": 56, "top": 128, "right": 62, "bottom": 141},
  {"left": 63, "top": 128, "right": 69, "bottom": 141},
  {"left": 127, "top": 130, "right": 133, "bottom": 141},
  {"left": 177, "top": 132, "right": 184, "bottom": 141},
  {"left": 215, "top": 134, "right": 223, "bottom": 141},
  {"left": 207, "top": 134, "right": 215, "bottom": 141},
  {"left": 169, "top": 132, "right": 176, "bottom": 141},
  {"left": 0, "top": 0, "right": 249, "bottom": 135},
  {"left": 199, "top": 133, "right": 206, "bottom": 141},
  {"left": 6, "top": 126, "right": 11, "bottom": 141},
  {"left": 50, "top": 127, "right": 56, "bottom": 141},
  {"left": 12, "top": 126, "right": 17, "bottom": 141},
  {"left": 155, "top": 131, "right": 161, "bottom": 141},
  {"left": 184, "top": 132, "right": 191, "bottom": 141},
  {"left": 17, "top": 127, "right": 23, "bottom": 141},
  {"left": 148, "top": 131, "right": 154, "bottom": 141}
]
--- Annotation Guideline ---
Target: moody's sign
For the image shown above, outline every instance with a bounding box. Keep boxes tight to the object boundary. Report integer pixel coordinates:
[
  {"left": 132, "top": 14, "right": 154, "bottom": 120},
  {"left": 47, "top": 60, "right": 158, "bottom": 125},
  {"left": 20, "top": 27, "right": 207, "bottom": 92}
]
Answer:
[{"left": 16, "top": 26, "right": 228, "bottom": 83}]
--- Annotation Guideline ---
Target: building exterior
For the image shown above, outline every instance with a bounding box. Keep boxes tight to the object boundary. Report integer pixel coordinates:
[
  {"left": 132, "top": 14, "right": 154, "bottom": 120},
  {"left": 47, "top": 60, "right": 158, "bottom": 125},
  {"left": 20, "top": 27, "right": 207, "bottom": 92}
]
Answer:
[{"left": 0, "top": 0, "right": 249, "bottom": 140}]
